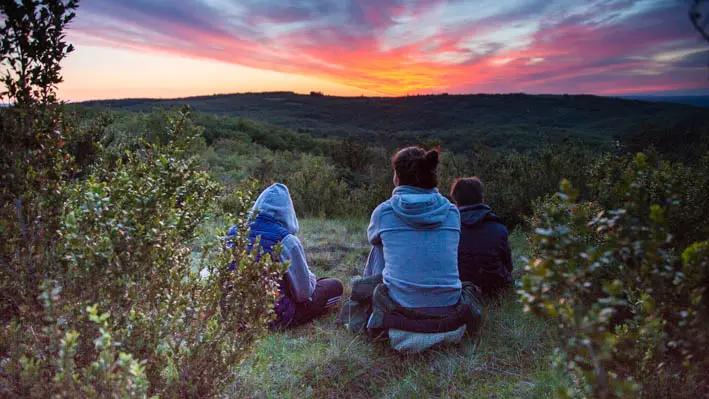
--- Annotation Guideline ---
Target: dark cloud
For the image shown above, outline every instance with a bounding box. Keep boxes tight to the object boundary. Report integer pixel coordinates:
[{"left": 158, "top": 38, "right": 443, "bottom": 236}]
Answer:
[{"left": 81, "top": 0, "right": 229, "bottom": 37}]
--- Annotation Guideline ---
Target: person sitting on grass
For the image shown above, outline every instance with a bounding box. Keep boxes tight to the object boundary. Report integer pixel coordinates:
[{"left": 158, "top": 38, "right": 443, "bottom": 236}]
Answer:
[
  {"left": 450, "top": 177, "right": 513, "bottom": 297},
  {"left": 339, "top": 147, "right": 482, "bottom": 353},
  {"left": 229, "top": 183, "right": 343, "bottom": 330}
]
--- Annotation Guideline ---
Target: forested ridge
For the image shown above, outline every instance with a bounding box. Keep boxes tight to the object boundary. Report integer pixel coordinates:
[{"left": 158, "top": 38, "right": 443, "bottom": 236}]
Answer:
[{"left": 79, "top": 91, "right": 709, "bottom": 153}]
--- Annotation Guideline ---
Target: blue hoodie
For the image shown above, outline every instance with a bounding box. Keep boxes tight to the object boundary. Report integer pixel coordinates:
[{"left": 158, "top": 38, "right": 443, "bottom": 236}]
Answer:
[
  {"left": 248, "top": 184, "right": 317, "bottom": 303},
  {"left": 367, "top": 185, "right": 462, "bottom": 308}
]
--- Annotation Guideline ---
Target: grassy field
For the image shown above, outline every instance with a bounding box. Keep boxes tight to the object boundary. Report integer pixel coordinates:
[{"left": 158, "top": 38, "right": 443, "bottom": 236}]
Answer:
[{"left": 228, "top": 219, "right": 570, "bottom": 398}]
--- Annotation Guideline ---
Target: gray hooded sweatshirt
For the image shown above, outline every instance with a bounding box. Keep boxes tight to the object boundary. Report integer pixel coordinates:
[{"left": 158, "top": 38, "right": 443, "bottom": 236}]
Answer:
[
  {"left": 251, "top": 184, "right": 317, "bottom": 303},
  {"left": 367, "top": 185, "right": 462, "bottom": 308}
]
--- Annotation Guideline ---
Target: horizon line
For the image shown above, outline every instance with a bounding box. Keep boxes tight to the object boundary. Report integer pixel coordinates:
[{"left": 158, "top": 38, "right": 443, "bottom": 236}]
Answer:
[{"left": 69, "top": 90, "right": 709, "bottom": 104}]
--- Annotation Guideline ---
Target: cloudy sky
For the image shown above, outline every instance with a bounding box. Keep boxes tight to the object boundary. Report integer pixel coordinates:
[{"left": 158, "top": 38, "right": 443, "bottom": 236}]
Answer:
[{"left": 58, "top": 0, "right": 709, "bottom": 100}]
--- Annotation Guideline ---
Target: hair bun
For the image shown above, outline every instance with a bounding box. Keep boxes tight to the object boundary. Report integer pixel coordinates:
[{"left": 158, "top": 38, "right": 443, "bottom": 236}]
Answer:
[
  {"left": 424, "top": 150, "right": 439, "bottom": 168},
  {"left": 392, "top": 146, "right": 440, "bottom": 189}
]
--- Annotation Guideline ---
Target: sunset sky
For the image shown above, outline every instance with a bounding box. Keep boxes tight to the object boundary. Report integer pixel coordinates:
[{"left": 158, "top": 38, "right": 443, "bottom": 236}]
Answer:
[{"left": 59, "top": 0, "right": 709, "bottom": 101}]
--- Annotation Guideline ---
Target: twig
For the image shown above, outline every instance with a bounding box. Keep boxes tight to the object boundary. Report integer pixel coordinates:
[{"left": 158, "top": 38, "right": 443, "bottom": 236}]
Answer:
[
  {"left": 690, "top": 0, "right": 709, "bottom": 42},
  {"left": 14, "top": 197, "right": 36, "bottom": 284},
  {"left": 14, "top": 197, "right": 27, "bottom": 240}
]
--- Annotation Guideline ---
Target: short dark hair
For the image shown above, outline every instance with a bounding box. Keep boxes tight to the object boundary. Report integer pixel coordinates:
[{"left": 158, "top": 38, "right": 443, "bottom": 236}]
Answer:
[
  {"left": 392, "top": 146, "right": 439, "bottom": 189},
  {"left": 451, "top": 177, "right": 485, "bottom": 206}
]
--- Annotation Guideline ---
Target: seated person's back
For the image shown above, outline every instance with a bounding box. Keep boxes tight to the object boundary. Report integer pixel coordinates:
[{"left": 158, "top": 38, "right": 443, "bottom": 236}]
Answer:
[
  {"left": 368, "top": 149, "right": 461, "bottom": 308},
  {"left": 345, "top": 147, "right": 482, "bottom": 353},
  {"left": 450, "top": 177, "right": 513, "bottom": 296}
]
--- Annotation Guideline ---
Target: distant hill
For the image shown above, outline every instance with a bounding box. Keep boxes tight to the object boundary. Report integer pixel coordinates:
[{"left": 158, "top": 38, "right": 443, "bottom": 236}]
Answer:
[
  {"left": 79, "top": 92, "right": 709, "bottom": 152},
  {"left": 620, "top": 95, "right": 709, "bottom": 107}
]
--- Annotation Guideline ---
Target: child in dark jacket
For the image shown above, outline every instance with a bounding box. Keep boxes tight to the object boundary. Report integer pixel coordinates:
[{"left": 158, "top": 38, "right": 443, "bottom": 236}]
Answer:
[{"left": 451, "top": 177, "right": 513, "bottom": 296}]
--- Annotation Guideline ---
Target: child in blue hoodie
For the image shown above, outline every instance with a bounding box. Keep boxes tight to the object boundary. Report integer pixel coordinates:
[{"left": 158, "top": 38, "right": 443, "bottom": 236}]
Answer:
[{"left": 229, "top": 184, "right": 343, "bottom": 329}]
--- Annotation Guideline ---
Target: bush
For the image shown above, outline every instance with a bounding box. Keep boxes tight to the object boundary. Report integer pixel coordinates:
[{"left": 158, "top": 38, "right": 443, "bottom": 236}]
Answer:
[
  {"left": 2, "top": 106, "right": 287, "bottom": 397},
  {"left": 525, "top": 194, "right": 604, "bottom": 258},
  {"left": 0, "top": 3, "right": 286, "bottom": 394},
  {"left": 3, "top": 286, "right": 150, "bottom": 398},
  {"left": 282, "top": 153, "right": 349, "bottom": 217},
  {"left": 520, "top": 154, "right": 709, "bottom": 398},
  {"left": 590, "top": 151, "right": 709, "bottom": 248},
  {"left": 436, "top": 143, "right": 599, "bottom": 227}
]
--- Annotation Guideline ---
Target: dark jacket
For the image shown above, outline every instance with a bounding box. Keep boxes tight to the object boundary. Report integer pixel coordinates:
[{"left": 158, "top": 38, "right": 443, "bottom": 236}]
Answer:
[{"left": 457, "top": 204, "right": 513, "bottom": 295}]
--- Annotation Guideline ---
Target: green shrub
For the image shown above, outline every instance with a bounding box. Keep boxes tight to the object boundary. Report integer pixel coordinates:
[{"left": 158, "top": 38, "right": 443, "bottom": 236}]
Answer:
[
  {"left": 1, "top": 0, "right": 79, "bottom": 329},
  {"left": 525, "top": 194, "right": 604, "bottom": 258},
  {"left": 436, "top": 143, "right": 599, "bottom": 227},
  {"left": 100, "top": 108, "right": 209, "bottom": 164},
  {"left": 520, "top": 154, "right": 709, "bottom": 398},
  {"left": 4, "top": 286, "right": 150, "bottom": 398},
  {"left": 0, "top": 2, "right": 286, "bottom": 395},
  {"left": 2, "top": 105, "right": 287, "bottom": 397},
  {"left": 282, "top": 153, "right": 349, "bottom": 217},
  {"left": 590, "top": 151, "right": 709, "bottom": 248}
]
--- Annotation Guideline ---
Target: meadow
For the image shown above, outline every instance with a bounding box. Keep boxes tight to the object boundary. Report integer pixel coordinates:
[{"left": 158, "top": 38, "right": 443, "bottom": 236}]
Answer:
[{"left": 229, "top": 220, "right": 568, "bottom": 398}]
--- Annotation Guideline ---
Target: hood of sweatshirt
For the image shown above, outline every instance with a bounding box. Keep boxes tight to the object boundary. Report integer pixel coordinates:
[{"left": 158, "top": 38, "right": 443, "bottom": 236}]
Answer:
[
  {"left": 459, "top": 203, "right": 500, "bottom": 227},
  {"left": 250, "top": 183, "right": 299, "bottom": 234},
  {"left": 389, "top": 185, "right": 454, "bottom": 228}
]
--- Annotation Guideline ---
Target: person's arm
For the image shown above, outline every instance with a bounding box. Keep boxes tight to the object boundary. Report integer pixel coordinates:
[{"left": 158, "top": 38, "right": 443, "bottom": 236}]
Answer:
[
  {"left": 367, "top": 205, "right": 383, "bottom": 245},
  {"left": 363, "top": 244, "right": 385, "bottom": 276},
  {"left": 280, "top": 235, "right": 316, "bottom": 303},
  {"left": 502, "top": 228, "right": 513, "bottom": 273}
]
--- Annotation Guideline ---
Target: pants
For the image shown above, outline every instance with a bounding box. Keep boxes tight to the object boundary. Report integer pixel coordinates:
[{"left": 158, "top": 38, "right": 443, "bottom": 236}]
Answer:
[{"left": 291, "top": 278, "right": 344, "bottom": 326}]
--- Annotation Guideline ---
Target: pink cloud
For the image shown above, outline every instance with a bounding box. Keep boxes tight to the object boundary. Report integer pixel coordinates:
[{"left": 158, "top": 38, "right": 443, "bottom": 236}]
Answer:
[{"left": 70, "top": 0, "right": 709, "bottom": 96}]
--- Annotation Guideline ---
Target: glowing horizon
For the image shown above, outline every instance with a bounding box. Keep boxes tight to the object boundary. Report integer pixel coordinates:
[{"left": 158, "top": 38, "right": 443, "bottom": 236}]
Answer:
[{"left": 58, "top": 0, "right": 709, "bottom": 102}]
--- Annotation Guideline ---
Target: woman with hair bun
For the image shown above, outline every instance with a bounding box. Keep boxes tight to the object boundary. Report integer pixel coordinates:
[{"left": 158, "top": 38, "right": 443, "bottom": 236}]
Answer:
[
  {"left": 340, "top": 146, "right": 482, "bottom": 353},
  {"left": 368, "top": 147, "right": 461, "bottom": 307}
]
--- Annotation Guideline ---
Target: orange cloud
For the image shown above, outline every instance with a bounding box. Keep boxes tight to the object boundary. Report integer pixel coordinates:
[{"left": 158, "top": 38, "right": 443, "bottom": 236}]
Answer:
[{"left": 63, "top": 0, "right": 709, "bottom": 100}]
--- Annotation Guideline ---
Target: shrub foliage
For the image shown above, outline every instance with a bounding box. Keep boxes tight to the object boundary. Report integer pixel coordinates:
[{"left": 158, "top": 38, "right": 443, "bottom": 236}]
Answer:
[
  {"left": 0, "top": 2, "right": 285, "bottom": 397},
  {"left": 520, "top": 154, "right": 709, "bottom": 398}
]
